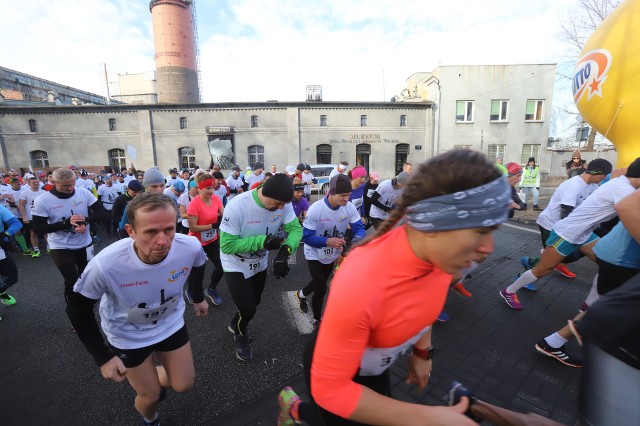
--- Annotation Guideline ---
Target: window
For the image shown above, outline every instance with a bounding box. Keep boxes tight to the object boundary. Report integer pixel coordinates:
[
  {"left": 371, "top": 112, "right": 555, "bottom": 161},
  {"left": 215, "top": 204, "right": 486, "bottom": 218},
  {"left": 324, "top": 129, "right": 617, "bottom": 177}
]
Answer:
[
  {"left": 316, "top": 144, "right": 332, "bottom": 164},
  {"left": 395, "top": 144, "right": 410, "bottom": 175},
  {"left": 180, "top": 117, "right": 188, "bottom": 129},
  {"left": 488, "top": 144, "right": 506, "bottom": 162},
  {"left": 356, "top": 144, "right": 371, "bottom": 172},
  {"left": 456, "top": 101, "right": 474, "bottom": 122},
  {"left": 320, "top": 115, "right": 327, "bottom": 127},
  {"left": 28, "top": 119, "right": 37, "bottom": 133},
  {"left": 179, "top": 146, "right": 196, "bottom": 170},
  {"left": 30, "top": 150, "right": 49, "bottom": 168},
  {"left": 453, "top": 145, "right": 472, "bottom": 150},
  {"left": 490, "top": 100, "right": 508, "bottom": 122},
  {"left": 360, "top": 115, "right": 367, "bottom": 127},
  {"left": 248, "top": 145, "right": 264, "bottom": 168},
  {"left": 108, "top": 149, "right": 126, "bottom": 172},
  {"left": 525, "top": 100, "right": 544, "bottom": 121},
  {"left": 521, "top": 144, "right": 541, "bottom": 165},
  {"left": 108, "top": 118, "right": 117, "bottom": 131},
  {"left": 251, "top": 115, "right": 259, "bottom": 128},
  {"left": 400, "top": 115, "right": 407, "bottom": 127}
]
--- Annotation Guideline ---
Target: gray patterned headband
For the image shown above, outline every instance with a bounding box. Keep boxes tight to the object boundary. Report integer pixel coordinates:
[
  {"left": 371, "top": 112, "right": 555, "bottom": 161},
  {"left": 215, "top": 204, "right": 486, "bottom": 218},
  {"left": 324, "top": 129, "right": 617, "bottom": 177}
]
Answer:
[{"left": 405, "top": 176, "right": 511, "bottom": 232}]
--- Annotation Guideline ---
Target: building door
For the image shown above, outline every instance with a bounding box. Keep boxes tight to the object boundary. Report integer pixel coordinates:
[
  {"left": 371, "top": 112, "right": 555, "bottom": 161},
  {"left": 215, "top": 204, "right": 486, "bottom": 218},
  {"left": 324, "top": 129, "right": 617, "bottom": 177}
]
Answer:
[
  {"left": 356, "top": 144, "right": 371, "bottom": 172},
  {"left": 395, "top": 143, "right": 410, "bottom": 175}
]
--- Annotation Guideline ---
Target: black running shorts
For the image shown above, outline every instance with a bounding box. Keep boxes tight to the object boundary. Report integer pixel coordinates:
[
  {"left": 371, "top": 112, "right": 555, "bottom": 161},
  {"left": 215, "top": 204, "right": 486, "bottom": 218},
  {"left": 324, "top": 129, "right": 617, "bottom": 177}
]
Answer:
[{"left": 109, "top": 325, "right": 189, "bottom": 368}]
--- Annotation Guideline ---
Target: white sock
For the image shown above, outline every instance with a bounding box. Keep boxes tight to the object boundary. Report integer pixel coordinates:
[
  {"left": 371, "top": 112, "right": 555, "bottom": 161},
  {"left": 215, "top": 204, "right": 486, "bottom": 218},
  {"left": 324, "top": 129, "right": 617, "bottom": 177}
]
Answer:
[
  {"left": 506, "top": 270, "right": 537, "bottom": 293},
  {"left": 545, "top": 332, "right": 568, "bottom": 349},
  {"left": 143, "top": 412, "right": 159, "bottom": 423},
  {"left": 584, "top": 274, "right": 600, "bottom": 306},
  {"left": 460, "top": 261, "right": 479, "bottom": 281},
  {"left": 298, "top": 290, "right": 305, "bottom": 299}
]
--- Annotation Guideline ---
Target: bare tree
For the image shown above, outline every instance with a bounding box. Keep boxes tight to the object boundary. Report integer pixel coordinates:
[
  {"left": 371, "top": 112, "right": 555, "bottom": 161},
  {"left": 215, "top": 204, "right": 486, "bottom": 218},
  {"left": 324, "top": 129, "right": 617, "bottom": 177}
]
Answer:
[{"left": 558, "top": 0, "right": 621, "bottom": 149}]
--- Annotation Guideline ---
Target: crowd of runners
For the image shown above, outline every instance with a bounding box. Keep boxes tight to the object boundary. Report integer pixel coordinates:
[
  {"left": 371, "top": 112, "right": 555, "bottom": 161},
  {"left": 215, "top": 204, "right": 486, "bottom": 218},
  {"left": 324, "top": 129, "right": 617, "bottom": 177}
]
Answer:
[{"left": 1, "top": 150, "right": 638, "bottom": 426}]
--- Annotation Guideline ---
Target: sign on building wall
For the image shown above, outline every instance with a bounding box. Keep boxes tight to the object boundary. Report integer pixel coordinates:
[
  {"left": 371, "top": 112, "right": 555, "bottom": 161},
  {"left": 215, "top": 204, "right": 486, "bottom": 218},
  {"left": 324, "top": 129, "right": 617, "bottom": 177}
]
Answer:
[{"left": 328, "top": 133, "right": 401, "bottom": 144}]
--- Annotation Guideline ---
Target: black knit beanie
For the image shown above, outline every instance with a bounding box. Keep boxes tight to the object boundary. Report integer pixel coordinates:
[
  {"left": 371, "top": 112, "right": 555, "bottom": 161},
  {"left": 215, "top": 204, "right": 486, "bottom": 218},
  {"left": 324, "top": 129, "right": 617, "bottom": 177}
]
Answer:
[{"left": 261, "top": 173, "right": 294, "bottom": 202}]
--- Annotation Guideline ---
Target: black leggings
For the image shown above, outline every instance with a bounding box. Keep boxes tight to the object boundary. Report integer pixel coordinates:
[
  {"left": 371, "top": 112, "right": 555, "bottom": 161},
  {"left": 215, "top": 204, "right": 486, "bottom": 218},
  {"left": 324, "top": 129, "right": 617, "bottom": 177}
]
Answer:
[
  {"left": 300, "top": 328, "right": 391, "bottom": 425},
  {"left": 50, "top": 247, "right": 89, "bottom": 302},
  {"left": 302, "top": 260, "right": 335, "bottom": 321},
  {"left": 202, "top": 239, "right": 224, "bottom": 290},
  {"left": 596, "top": 257, "right": 640, "bottom": 295},
  {"left": 226, "top": 270, "right": 267, "bottom": 336},
  {"left": 0, "top": 255, "right": 18, "bottom": 293}
]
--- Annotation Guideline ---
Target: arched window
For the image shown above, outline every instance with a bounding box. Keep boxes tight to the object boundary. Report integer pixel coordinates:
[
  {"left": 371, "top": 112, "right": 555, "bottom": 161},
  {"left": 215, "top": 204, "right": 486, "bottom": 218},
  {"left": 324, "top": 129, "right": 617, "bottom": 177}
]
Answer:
[
  {"left": 30, "top": 150, "right": 49, "bottom": 168},
  {"left": 395, "top": 144, "right": 410, "bottom": 175},
  {"left": 356, "top": 143, "right": 371, "bottom": 172},
  {"left": 247, "top": 145, "right": 264, "bottom": 168},
  {"left": 108, "top": 149, "right": 126, "bottom": 172},
  {"left": 316, "top": 144, "right": 332, "bottom": 164},
  {"left": 179, "top": 146, "right": 196, "bottom": 170}
]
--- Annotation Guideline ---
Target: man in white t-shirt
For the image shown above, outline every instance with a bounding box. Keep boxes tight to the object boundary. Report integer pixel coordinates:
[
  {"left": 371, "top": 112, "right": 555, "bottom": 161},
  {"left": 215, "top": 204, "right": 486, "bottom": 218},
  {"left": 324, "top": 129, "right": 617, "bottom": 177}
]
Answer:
[
  {"left": 97, "top": 177, "right": 121, "bottom": 237},
  {"left": 226, "top": 166, "right": 245, "bottom": 201},
  {"left": 501, "top": 158, "right": 638, "bottom": 311},
  {"left": 245, "top": 162, "right": 265, "bottom": 189},
  {"left": 219, "top": 174, "right": 302, "bottom": 361},
  {"left": 369, "top": 172, "right": 410, "bottom": 229},
  {"left": 32, "top": 168, "right": 108, "bottom": 306},
  {"left": 301, "top": 164, "right": 316, "bottom": 202},
  {"left": 66, "top": 193, "right": 208, "bottom": 426},
  {"left": 295, "top": 174, "right": 366, "bottom": 325},
  {"left": 75, "top": 169, "right": 96, "bottom": 193},
  {"left": 329, "top": 161, "right": 349, "bottom": 179},
  {"left": 18, "top": 176, "right": 47, "bottom": 257},
  {"left": 165, "top": 168, "right": 180, "bottom": 188}
]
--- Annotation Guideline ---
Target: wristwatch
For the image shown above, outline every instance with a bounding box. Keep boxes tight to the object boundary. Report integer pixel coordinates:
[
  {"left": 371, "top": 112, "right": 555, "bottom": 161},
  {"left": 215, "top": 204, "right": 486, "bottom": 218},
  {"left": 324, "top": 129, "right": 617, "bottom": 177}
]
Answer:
[{"left": 412, "top": 345, "right": 435, "bottom": 360}]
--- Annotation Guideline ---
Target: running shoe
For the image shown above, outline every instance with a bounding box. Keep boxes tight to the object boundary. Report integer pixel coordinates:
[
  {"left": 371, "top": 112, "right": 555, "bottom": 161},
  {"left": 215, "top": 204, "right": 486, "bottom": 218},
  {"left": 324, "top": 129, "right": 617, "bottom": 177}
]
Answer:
[
  {"left": 204, "top": 288, "right": 222, "bottom": 305},
  {"left": 22, "top": 249, "right": 35, "bottom": 256},
  {"left": 183, "top": 289, "right": 195, "bottom": 304},
  {"left": 437, "top": 312, "right": 450, "bottom": 323},
  {"left": 141, "top": 414, "right": 160, "bottom": 426},
  {"left": 46, "top": 248, "right": 51, "bottom": 254},
  {"left": 277, "top": 387, "right": 301, "bottom": 426},
  {"left": 32, "top": 250, "right": 41, "bottom": 258},
  {"left": 452, "top": 282, "right": 472, "bottom": 298},
  {"left": 499, "top": 288, "right": 523, "bottom": 310},
  {"left": 0, "top": 292, "right": 16, "bottom": 306},
  {"left": 567, "top": 320, "right": 583, "bottom": 347},
  {"left": 295, "top": 291, "right": 308, "bottom": 313},
  {"left": 555, "top": 264, "right": 577, "bottom": 278},
  {"left": 448, "top": 381, "right": 480, "bottom": 421},
  {"left": 533, "top": 205, "right": 542, "bottom": 211},
  {"left": 535, "top": 339, "right": 582, "bottom": 368},
  {"left": 520, "top": 256, "right": 532, "bottom": 270},
  {"left": 234, "top": 333, "right": 252, "bottom": 361},
  {"left": 227, "top": 321, "right": 253, "bottom": 343}
]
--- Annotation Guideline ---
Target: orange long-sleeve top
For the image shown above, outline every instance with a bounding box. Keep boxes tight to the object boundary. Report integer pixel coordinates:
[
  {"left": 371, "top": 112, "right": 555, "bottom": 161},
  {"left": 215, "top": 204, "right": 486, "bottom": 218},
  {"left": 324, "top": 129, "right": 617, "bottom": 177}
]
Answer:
[{"left": 311, "top": 225, "right": 452, "bottom": 419}]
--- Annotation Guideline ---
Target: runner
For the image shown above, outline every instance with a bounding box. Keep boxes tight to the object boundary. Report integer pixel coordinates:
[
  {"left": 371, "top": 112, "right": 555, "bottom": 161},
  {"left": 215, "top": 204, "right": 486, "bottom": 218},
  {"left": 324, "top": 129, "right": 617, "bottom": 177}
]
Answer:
[
  {"left": 97, "top": 175, "right": 121, "bottom": 238},
  {"left": 0, "top": 204, "right": 23, "bottom": 307},
  {"left": 245, "top": 162, "right": 265, "bottom": 190},
  {"left": 212, "top": 171, "right": 229, "bottom": 206},
  {"left": 301, "top": 164, "right": 316, "bottom": 202},
  {"left": 165, "top": 168, "right": 179, "bottom": 188},
  {"left": 500, "top": 158, "right": 640, "bottom": 310},
  {"left": 225, "top": 166, "right": 245, "bottom": 201},
  {"left": 118, "top": 167, "right": 166, "bottom": 232},
  {"left": 362, "top": 171, "right": 380, "bottom": 229},
  {"left": 32, "top": 168, "right": 108, "bottom": 306},
  {"left": 0, "top": 178, "right": 31, "bottom": 254},
  {"left": 329, "top": 161, "right": 349, "bottom": 179},
  {"left": 291, "top": 179, "right": 309, "bottom": 224},
  {"left": 348, "top": 166, "right": 367, "bottom": 222},
  {"left": 277, "top": 150, "right": 509, "bottom": 426},
  {"left": 113, "top": 180, "right": 144, "bottom": 239},
  {"left": 184, "top": 173, "right": 225, "bottom": 306},
  {"left": 369, "top": 172, "right": 410, "bottom": 230},
  {"left": 219, "top": 174, "right": 303, "bottom": 361},
  {"left": 178, "top": 185, "right": 198, "bottom": 235},
  {"left": 66, "top": 193, "right": 209, "bottom": 426},
  {"left": 163, "top": 181, "right": 186, "bottom": 233},
  {"left": 295, "top": 174, "right": 366, "bottom": 326},
  {"left": 18, "top": 176, "right": 47, "bottom": 257}
]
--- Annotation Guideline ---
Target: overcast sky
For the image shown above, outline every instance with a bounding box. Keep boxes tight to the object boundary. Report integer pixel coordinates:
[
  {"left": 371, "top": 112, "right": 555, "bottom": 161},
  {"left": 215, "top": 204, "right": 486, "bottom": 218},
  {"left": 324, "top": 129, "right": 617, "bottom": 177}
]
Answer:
[{"left": 2, "top": 0, "right": 584, "bottom": 136}]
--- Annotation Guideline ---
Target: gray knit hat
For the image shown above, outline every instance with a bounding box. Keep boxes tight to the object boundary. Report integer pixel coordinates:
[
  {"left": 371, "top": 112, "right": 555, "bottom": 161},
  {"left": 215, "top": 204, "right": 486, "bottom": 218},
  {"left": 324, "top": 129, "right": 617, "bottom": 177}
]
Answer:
[{"left": 142, "top": 167, "right": 165, "bottom": 187}]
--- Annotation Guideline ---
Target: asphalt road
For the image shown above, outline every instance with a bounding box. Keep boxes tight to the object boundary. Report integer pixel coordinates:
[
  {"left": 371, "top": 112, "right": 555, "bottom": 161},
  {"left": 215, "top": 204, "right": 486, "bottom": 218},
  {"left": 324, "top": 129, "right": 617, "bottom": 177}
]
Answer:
[{"left": 0, "top": 216, "right": 591, "bottom": 425}]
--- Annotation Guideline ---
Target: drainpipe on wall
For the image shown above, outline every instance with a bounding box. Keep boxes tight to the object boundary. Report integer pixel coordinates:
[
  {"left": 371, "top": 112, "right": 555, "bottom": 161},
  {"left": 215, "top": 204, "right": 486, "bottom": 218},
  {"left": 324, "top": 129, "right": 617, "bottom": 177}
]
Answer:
[{"left": 426, "top": 76, "right": 441, "bottom": 157}]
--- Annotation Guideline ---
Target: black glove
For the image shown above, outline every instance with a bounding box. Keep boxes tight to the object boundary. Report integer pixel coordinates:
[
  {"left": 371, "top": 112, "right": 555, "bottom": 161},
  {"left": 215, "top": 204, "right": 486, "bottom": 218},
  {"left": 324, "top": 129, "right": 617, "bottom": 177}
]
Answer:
[
  {"left": 264, "top": 234, "right": 284, "bottom": 250},
  {"left": 273, "top": 246, "right": 291, "bottom": 279}
]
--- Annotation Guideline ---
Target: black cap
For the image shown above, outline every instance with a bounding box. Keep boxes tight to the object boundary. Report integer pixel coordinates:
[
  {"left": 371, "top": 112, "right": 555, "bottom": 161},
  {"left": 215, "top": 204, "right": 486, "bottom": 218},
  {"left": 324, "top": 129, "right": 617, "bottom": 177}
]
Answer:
[
  {"left": 329, "top": 174, "right": 353, "bottom": 195},
  {"left": 127, "top": 180, "right": 144, "bottom": 191},
  {"left": 296, "top": 163, "right": 305, "bottom": 171},
  {"left": 625, "top": 157, "right": 640, "bottom": 178},
  {"left": 528, "top": 157, "right": 535, "bottom": 163},
  {"left": 304, "top": 164, "right": 311, "bottom": 171},
  {"left": 261, "top": 173, "right": 293, "bottom": 202}
]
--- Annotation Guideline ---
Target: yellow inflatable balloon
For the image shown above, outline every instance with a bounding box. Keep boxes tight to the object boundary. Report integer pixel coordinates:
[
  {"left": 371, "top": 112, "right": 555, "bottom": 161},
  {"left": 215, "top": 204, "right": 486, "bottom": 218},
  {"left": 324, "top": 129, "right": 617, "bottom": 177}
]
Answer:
[{"left": 574, "top": 0, "right": 640, "bottom": 168}]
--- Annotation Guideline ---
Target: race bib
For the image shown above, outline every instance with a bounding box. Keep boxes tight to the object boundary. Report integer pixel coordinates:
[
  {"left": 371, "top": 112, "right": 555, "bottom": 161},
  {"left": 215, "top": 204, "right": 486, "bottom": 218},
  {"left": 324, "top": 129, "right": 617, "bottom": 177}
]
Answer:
[
  {"left": 86, "top": 245, "right": 94, "bottom": 261},
  {"left": 200, "top": 229, "right": 218, "bottom": 242},
  {"left": 359, "top": 325, "right": 431, "bottom": 376},
  {"left": 127, "top": 296, "right": 180, "bottom": 326},
  {"left": 317, "top": 246, "right": 338, "bottom": 263}
]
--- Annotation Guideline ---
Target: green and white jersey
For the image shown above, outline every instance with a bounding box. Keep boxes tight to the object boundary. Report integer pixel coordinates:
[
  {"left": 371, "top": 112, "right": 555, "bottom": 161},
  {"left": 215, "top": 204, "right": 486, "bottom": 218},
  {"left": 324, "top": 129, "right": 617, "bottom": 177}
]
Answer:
[{"left": 220, "top": 190, "right": 296, "bottom": 278}]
